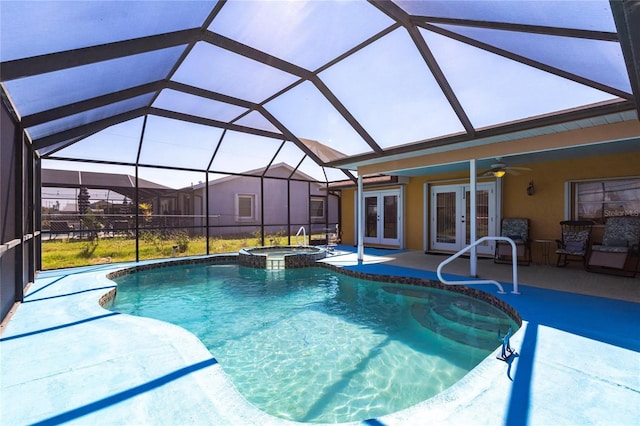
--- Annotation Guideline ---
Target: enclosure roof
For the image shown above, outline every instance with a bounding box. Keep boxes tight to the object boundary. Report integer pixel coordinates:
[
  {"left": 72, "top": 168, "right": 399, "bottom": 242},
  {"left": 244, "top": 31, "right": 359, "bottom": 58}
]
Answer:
[{"left": 1, "top": 1, "right": 639, "bottom": 182}]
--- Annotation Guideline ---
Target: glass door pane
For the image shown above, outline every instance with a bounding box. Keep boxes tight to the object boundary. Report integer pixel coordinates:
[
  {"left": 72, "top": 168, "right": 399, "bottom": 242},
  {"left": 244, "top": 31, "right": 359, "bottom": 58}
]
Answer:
[
  {"left": 436, "top": 191, "right": 457, "bottom": 244},
  {"left": 465, "top": 188, "right": 490, "bottom": 245},
  {"left": 383, "top": 195, "right": 398, "bottom": 239},
  {"left": 365, "top": 196, "right": 378, "bottom": 238}
]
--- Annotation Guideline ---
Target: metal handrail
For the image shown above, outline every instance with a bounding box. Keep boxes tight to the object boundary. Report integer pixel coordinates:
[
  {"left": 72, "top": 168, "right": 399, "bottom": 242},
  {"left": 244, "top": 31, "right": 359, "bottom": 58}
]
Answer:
[
  {"left": 436, "top": 236, "right": 520, "bottom": 294},
  {"left": 295, "top": 226, "right": 307, "bottom": 246}
]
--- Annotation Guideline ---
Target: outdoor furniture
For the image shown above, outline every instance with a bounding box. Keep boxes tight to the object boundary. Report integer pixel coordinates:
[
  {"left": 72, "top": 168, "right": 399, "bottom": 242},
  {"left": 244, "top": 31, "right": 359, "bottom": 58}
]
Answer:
[
  {"left": 329, "top": 224, "right": 341, "bottom": 245},
  {"left": 49, "top": 221, "right": 73, "bottom": 239},
  {"left": 310, "top": 225, "right": 341, "bottom": 247},
  {"left": 494, "top": 218, "right": 531, "bottom": 266},
  {"left": 534, "top": 239, "right": 554, "bottom": 265},
  {"left": 555, "top": 220, "right": 594, "bottom": 267},
  {"left": 112, "top": 220, "right": 130, "bottom": 236},
  {"left": 586, "top": 216, "right": 640, "bottom": 277}
]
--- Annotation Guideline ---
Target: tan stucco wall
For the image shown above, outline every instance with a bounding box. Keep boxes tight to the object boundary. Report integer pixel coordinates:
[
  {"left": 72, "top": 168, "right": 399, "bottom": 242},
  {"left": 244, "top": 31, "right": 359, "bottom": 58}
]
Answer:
[
  {"left": 340, "top": 151, "right": 640, "bottom": 260},
  {"left": 342, "top": 190, "right": 355, "bottom": 245}
]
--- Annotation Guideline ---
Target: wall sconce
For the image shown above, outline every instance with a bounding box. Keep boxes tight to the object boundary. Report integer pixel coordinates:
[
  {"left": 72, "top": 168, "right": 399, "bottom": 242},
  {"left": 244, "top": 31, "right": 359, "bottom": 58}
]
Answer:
[{"left": 527, "top": 180, "right": 535, "bottom": 196}]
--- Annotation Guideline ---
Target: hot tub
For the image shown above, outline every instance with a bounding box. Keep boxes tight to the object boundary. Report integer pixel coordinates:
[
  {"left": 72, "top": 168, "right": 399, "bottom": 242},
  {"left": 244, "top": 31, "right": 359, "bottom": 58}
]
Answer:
[{"left": 238, "top": 245, "right": 326, "bottom": 269}]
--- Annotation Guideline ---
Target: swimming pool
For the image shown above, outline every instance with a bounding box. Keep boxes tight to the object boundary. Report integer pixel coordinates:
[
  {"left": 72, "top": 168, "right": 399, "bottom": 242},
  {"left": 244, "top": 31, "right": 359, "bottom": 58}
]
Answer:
[{"left": 108, "top": 262, "right": 519, "bottom": 423}]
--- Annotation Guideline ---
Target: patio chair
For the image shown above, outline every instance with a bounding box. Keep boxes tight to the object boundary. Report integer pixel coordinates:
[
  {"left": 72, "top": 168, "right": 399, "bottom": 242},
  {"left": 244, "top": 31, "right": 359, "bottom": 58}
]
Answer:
[
  {"left": 112, "top": 220, "right": 130, "bottom": 236},
  {"left": 586, "top": 216, "right": 640, "bottom": 277},
  {"left": 494, "top": 218, "right": 531, "bottom": 266},
  {"left": 555, "top": 220, "right": 594, "bottom": 267},
  {"left": 49, "top": 220, "right": 73, "bottom": 240}
]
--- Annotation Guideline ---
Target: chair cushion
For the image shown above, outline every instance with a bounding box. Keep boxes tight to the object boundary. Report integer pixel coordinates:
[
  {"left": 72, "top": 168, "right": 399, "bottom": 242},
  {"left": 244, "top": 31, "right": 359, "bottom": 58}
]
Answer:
[
  {"left": 591, "top": 245, "right": 629, "bottom": 253},
  {"left": 605, "top": 238, "right": 628, "bottom": 247},
  {"left": 563, "top": 229, "right": 589, "bottom": 242},
  {"left": 557, "top": 229, "right": 589, "bottom": 255},
  {"left": 602, "top": 216, "right": 640, "bottom": 247},
  {"left": 556, "top": 249, "right": 585, "bottom": 255},
  {"left": 501, "top": 218, "right": 528, "bottom": 241},
  {"left": 564, "top": 241, "right": 585, "bottom": 253}
]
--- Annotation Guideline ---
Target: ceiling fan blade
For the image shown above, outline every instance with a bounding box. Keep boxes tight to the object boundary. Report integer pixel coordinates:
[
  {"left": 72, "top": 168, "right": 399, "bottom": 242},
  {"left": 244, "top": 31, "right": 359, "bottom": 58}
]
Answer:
[{"left": 479, "top": 159, "right": 532, "bottom": 177}]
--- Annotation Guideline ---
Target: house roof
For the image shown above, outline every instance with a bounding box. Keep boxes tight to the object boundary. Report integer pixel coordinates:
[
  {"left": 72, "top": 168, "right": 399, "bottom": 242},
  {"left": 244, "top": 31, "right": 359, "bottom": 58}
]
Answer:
[
  {"left": 41, "top": 168, "right": 175, "bottom": 200},
  {"left": 1, "top": 1, "right": 638, "bottom": 181},
  {"left": 190, "top": 162, "right": 322, "bottom": 189}
]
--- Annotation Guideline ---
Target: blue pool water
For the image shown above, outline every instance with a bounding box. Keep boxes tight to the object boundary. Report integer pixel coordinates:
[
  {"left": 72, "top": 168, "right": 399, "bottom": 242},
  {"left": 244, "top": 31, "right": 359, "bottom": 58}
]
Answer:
[{"left": 110, "top": 264, "right": 518, "bottom": 423}]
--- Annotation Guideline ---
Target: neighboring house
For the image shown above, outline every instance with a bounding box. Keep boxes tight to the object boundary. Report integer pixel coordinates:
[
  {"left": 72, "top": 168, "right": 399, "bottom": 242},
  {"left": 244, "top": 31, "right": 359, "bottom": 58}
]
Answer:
[
  {"left": 187, "top": 163, "right": 340, "bottom": 241},
  {"left": 41, "top": 169, "right": 179, "bottom": 231},
  {"left": 41, "top": 165, "right": 340, "bottom": 241}
]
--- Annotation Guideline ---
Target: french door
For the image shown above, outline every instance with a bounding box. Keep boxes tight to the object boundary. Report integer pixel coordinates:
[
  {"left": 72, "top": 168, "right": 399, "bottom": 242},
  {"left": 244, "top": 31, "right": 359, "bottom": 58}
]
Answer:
[
  {"left": 362, "top": 189, "right": 402, "bottom": 246},
  {"left": 430, "top": 183, "right": 495, "bottom": 255}
]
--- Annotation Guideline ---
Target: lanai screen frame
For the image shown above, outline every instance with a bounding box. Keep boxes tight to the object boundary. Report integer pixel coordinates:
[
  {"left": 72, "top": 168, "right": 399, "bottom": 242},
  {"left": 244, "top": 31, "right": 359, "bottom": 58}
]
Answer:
[{"left": 2, "top": 1, "right": 637, "bottom": 167}]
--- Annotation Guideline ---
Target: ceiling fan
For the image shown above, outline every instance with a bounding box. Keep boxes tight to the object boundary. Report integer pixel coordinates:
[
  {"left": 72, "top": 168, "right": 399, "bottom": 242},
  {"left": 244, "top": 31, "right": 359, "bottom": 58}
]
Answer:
[{"left": 479, "top": 158, "right": 532, "bottom": 178}]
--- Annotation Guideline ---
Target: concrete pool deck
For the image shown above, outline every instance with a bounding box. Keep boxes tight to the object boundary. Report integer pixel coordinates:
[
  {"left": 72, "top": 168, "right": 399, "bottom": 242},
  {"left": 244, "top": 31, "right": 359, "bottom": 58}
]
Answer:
[{"left": 1, "top": 248, "right": 639, "bottom": 425}]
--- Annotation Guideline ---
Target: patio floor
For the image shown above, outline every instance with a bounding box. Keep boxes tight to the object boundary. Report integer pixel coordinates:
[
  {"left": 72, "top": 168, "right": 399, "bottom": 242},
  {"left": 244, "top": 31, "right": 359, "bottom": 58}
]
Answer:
[{"left": 1, "top": 247, "right": 638, "bottom": 425}]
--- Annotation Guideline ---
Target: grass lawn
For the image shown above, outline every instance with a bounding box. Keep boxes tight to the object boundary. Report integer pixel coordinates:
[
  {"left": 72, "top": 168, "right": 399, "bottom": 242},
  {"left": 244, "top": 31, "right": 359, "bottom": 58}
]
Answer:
[{"left": 41, "top": 233, "right": 322, "bottom": 270}]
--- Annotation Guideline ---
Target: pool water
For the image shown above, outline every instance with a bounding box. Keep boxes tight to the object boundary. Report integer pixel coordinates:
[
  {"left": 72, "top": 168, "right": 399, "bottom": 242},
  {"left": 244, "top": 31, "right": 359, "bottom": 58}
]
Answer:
[{"left": 110, "top": 264, "right": 518, "bottom": 423}]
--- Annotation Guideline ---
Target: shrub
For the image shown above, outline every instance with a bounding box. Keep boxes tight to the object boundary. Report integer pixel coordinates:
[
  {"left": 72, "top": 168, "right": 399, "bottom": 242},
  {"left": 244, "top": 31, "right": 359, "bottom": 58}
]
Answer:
[
  {"left": 140, "top": 230, "right": 165, "bottom": 253},
  {"left": 174, "top": 231, "right": 190, "bottom": 253}
]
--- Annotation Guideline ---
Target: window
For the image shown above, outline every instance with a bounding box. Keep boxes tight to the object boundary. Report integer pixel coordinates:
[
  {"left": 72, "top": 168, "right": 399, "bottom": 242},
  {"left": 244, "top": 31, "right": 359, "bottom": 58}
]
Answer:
[
  {"left": 310, "top": 197, "right": 325, "bottom": 220},
  {"left": 574, "top": 178, "right": 640, "bottom": 224},
  {"left": 236, "top": 194, "right": 255, "bottom": 222}
]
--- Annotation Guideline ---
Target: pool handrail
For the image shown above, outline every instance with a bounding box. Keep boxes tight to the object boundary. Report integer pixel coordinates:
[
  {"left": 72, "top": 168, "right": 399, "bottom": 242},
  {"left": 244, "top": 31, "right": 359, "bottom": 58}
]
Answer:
[
  {"left": 436, "top": 236, "right": 520, "bottom": 295},
  {"left": 295, "top": 226, "right": 307, "bottom": 246}
]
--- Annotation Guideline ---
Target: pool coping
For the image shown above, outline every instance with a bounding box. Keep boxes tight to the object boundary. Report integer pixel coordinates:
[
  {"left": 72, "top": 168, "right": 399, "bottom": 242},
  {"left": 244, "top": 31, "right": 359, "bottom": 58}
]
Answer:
[{"left": 1, "top": 253, "right": 638, "bottom": 425}]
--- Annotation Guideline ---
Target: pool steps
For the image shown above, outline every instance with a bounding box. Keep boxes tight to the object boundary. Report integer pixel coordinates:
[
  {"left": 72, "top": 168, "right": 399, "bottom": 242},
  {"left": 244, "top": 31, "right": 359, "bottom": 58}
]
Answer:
[
  {"left": 266, "top": 257, "right": 285, "bottom": 270},
  {"left": 381, "top": 284, "right": 515, "bottom": 350},
  {"left": 410, "top": 303, "right": 507, "bottom": 350},
  {"left": 427, "top": 306, "right": 508, "bottom": 339}
]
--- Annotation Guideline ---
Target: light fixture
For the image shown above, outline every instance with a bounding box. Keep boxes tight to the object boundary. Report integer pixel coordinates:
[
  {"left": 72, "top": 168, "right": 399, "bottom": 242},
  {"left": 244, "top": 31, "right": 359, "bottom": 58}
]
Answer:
[
  {"left": 492, "top": 169, "right": 506, "bottom": 178},
  {"left": 527, "top": 180, "right": 535, "bottom": 196}
]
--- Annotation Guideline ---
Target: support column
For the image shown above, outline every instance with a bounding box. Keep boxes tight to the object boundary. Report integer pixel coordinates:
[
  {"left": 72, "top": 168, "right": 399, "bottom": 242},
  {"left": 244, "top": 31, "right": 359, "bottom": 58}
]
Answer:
[
  {"left": 357, "top": 174, "right": 364, "bottom": 262},
  {"left": 470, "top": 159, "right": 477, "bottom": 277}
]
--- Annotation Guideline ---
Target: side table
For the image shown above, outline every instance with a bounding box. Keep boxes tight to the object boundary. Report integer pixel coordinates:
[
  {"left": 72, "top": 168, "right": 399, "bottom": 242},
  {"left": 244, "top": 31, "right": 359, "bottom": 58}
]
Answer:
[{"left": 534, "top": 239, "right": 554, "bottom": 265}]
